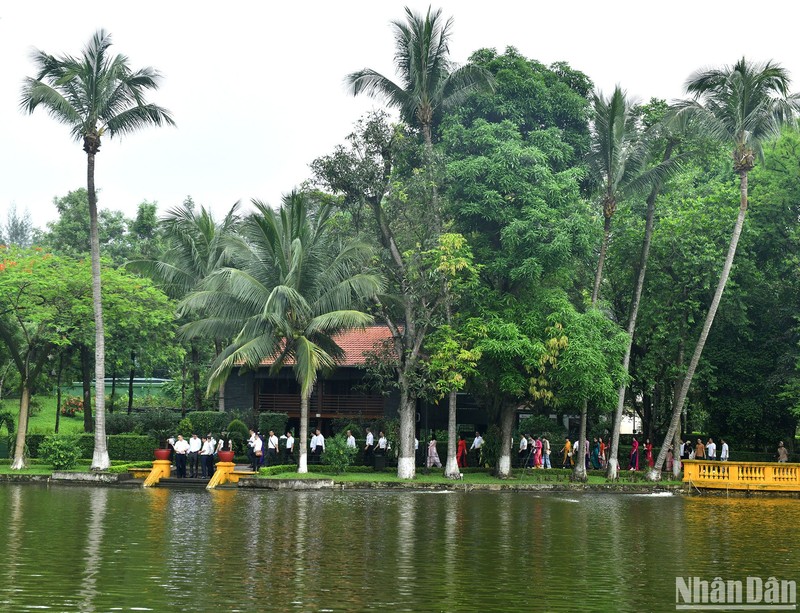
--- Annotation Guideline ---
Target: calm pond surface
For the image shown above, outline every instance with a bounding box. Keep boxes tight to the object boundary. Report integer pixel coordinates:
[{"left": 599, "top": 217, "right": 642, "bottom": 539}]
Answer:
[{"left": 0, "top": 484, "right": 798, "bottom": 612}]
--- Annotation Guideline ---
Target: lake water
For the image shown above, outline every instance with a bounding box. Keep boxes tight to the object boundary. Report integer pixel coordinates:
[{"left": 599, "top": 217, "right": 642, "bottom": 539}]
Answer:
[{"left": 0, "top": 485, "right": 797, "bottom": 612}]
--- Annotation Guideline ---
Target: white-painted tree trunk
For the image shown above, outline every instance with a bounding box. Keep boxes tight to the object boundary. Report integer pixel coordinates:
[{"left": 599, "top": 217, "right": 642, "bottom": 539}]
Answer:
[
  {"left": 11, "top": 385, "right": 31, "bottom": 470},
  {"left": 298, "top": 393, "right": 309, "bottom": 473},
  {"left": 495, "top": 405, "right": 515, "bottom": 478},
  {"left": 397, "top": 386, "right": 416, "bottom": 479},
  {"left": 444, "top": 390, "right": 460, "bottom": 478}
]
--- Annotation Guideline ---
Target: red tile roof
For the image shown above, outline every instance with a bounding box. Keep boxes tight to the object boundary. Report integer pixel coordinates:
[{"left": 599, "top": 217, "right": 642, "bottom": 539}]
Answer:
[{"left": 258, "top": 325, "right": 393, "bottom": 368}]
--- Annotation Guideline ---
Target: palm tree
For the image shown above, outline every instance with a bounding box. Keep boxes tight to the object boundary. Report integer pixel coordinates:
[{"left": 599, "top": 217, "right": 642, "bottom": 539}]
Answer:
[
  {"left": 585, "top": 88, "right": 678, "bottom": 479},
  {"left": 128, "top": 200, "right": 241, "bottom": 411},
  {"left": 21, "top": 30, "right": 174, "bottom": 469},
  {"left": 181, "top": 192, "right": 383, "bottom": 473},
  {"left": 649, "top": 58, "right": 799, "bottom": 480},
  {"left": 346, "top": 6, "right": 491, "bottom": 479},
  {"left": 346, "top": 6, "right": 492, "bottom": 151}
]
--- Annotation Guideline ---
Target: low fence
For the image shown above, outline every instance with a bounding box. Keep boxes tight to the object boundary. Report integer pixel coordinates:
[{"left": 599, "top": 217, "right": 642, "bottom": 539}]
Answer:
[{"left": 683, "top": 460, "right": 800, "bottom": 491}]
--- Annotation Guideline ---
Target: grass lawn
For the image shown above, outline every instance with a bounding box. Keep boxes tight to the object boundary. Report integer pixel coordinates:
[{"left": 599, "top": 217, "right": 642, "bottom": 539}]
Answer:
[
  {"left": 0, "top": 464, "right": 91, "bottom": 475},
  {"left": 1, "top": 397, "right": 86, "bottom": 435},
  {"left": 259, "top": 469, "right": 682, "bottom": 487}
]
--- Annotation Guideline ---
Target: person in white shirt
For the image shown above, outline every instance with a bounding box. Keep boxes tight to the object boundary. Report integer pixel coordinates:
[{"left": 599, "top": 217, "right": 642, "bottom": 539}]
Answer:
[
  {"left": 247, "top": 429, "right": 258, "bottom": 466},
  {"left": 706, "top": 438, "right": 717, "bottom": 460},
  {"left": 267, "top": 430, "right": 279, "bottom": 466},
  {"left": 364, "top": 428, "right": 375, "bottom": 465},
  {"left": 346, "top": 430, "right": 356, "bottom": 449},
  {"left": 519, "top": 434, "right": 529, "bottom": 465},
  {"left": 285, "top": 431, "right": 295, "bottom": 464},
  {"left": 310, "top": 431, "right": 319, "bottom": 463},
  {"left": 313, "top": 429, "right": 325, "bottom": 460},
  {"left": 200, "top": 436, "right": 215, "bottom": 478},
  {"left": 720, "top": 439, "right": 729, "bottom": 461},
  {"left": 376, "top": 431, "right": 388, "bottom": 456},
  {"left": 251, "top": 435, "right": 263, "bottom": 472},
  {"left": 171, "top": 434, "right": 190, "bottom": 478},
  {"left": 188, "top": 433, "right": 202, "bottom": 478},
  {"left": 471, "top": 431, "right": 484, "bottom": 466}
]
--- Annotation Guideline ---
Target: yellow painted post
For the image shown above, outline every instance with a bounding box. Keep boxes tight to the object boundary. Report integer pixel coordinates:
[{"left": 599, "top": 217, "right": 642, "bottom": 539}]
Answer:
[
  {"left": 143, "top": 460, "right": 172, "bottom": 487},
  {"left": 206, "top": 461, "right": 236, "bottom": 489}
]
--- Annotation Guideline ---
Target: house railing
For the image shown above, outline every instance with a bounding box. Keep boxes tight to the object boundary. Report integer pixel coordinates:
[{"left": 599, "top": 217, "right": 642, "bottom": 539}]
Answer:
[{"left": 682, "top": 460, "right": 800, "bottom": 491}]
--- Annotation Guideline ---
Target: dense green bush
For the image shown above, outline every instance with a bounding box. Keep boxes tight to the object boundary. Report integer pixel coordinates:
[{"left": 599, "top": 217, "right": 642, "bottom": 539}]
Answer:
[
  {"left": 321, "top": 433, "right": 358, "bottom": 473},
  {"left": 258, "top": 412, "right": 288, "bottom": 436},
  {"left": 187, "top": 411, "right": 229, "bottom": 436},
  {"left": 176, "top": 417, "right": 193, "bottom": 438},
  {"left": 105, "top": 435, "right": 158, "bottom": 461},
  {"left": 105, "top": 412, "right": 139, "bottom": 435},
  {"left": 139, "top": 408, "right": 180, "bottom": 447},
  {"left": 226, "top": 419, "right": 251, "bottom": 454},
  {"left": 39, "top": 435, "right": 80, "bottom": 470}
]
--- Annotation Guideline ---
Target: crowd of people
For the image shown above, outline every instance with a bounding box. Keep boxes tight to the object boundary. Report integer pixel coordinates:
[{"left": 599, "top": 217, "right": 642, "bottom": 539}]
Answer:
[{"left": 168, "top": 427, "right": 793, "bottom": 478}]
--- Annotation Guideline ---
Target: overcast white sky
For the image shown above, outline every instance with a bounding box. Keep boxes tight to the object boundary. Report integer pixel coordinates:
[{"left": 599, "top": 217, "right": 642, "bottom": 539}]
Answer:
[{"left": 1, "top": 1, "right": 798, "bottom": 230}]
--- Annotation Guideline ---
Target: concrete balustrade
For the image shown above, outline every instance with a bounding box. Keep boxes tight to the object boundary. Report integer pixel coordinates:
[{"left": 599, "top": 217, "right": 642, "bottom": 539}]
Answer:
[{"left": 683, "top": 460, "right": 800, "bottom": 491}]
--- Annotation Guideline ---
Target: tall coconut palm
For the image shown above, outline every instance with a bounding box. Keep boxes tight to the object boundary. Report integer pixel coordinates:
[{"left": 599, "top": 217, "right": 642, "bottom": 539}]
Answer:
[
  {"left": 21, "top": 30, "right": 174, "bottom": 469},
  {"left": 649, "top": 58, "right": 799, "bottom": 480},
  {"left": 346, "top": 6, "right": 492, "bottom": 151},
  {"left": 573, "top": 87, "right": 677, "bottom": 481},
  {"left": 128, "top": 201, "right": 241, "bottom": 411},
  {"left": 181, "top": 192, "right": 383, "bottom": 473},
  {"left": 347, "top": 6, "right": 491, "bottom": 479}
]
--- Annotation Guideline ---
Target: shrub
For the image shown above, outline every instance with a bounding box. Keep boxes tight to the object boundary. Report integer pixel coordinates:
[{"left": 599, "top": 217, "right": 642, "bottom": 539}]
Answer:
[
  {"left": 321, "top": 433, "right": 358, "bottom": 474},
  {"left": 226, "top": 419, "right": 250, "bottom": 454},
  {"left": 188, "top": 411, "right": 229, "bottom": 437},
  {"left": 105, "top": 435, "right": 158, "bottom": 461},
  {"left": 139, "top": 408, "right": 180, "bottom": 447},
  {"left": 105, "top": 412, "right": 139, "bottom": 435},
  {"left": 39, "top": 435, "right": 80, "bottom": 470},
  {"left": 176, "top": 417, "right": 193, "bottom": 438},
  {"left": 258, "top": 412, "right": 288, "bottom": 437},
  {"left": 60, "top": 396, "right": 84, "bottom": 417}
]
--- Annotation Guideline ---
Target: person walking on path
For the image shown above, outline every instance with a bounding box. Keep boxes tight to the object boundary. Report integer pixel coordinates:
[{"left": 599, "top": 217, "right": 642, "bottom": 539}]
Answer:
[
  {"left": 284, "top": 431, "right": 294, "bottom": 464},
  {"left": 695, "top": 438, "right": 706, "bottom": 460},
  {"left": 561, "top": 438, "right": 573, "bottom": 468},
  {"left": 457, "top": 434, "right": 468, "bottom": 468},
  {"left": 534, "top": 436, "right": 543, "bottom": 468},
  {"left": 629, "top": 438, "right": 640, "bottom": 471},
  {"left": 590, "top": 438, "right": 600, "bottom": 469},
  {"left": 364, "top": 428, "right": 375, "bottom": 466},
  {"left": 518, "top": 434, "right": 528, "bottom": 466},
  {"left": 266, "top": 430, "right": 279, "bottom": 466},
  {"left": 706, "top": 438, "right": 717, "bottom": 460},
  {"left": 188, "top": 433, "right": 202, "bottom": 478},
  {"left": 542, "top": 436, "right": 551, "bottom": 469},
  {"left": 645, "top": 438, "right": 654, "bottom": 468},
  {"left": 427, "top": 434, "right": 442, "bottom": 469},
  {"left": 251, "top": 434, "right": 263, "bottom": 472},
  {"left": 720, "top": 439, "right": 729, "bottom": 461},
  {"left": 470, "top": 431, "right": 484, "bottom": 467},
  {"left": 777, "top": 441, "right": 789, "bottom": 462}
]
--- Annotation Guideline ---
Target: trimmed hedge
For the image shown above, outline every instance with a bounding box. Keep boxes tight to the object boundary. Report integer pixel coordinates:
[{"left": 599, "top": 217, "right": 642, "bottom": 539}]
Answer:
[{"left": 25, "top": 434, "right": 157, "bottom": 461}]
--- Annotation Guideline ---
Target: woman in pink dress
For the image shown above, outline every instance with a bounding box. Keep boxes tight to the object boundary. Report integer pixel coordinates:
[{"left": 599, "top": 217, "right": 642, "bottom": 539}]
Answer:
[
  {"left": 645, "top": 438, "right": 654, "bottom": 468},
  {"left": 629, "top": 438, "right": 640, "bottom": 470},
  {"left": 534, "top": 437, "right": 543, "bottom": 468}
]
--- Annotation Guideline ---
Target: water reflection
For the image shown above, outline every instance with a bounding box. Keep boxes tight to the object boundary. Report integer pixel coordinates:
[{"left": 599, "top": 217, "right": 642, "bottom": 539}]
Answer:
[{"left": 0, "top": 486, "right": 799, "bottom": 612}]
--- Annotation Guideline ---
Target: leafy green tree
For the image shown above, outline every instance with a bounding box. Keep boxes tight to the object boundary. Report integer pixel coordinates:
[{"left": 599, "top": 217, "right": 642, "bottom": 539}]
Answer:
[
  {"left": 0, "top": 249, "right": 78, "bottom": 468},
  {"left": 651, "top": 58, "right": 799, "bottom": 479},
  {"left": 2, "top": 205, "right": 36, "bottom": 248},
  {"left": 21, "top": 30, "right": 174, "bottom": 469},
  {"left": 181, "top": 192, "right": 383, "bottom": 473},
  {"left": 128, "top": 198, "right": 240, "bottom": 411}
]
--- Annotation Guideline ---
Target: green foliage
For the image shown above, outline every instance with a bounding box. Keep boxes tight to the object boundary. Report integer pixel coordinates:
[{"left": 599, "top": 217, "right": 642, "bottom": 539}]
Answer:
[
  {"left": 226, "top": 419, "right": 250, "bottom": 454},
  {"left": 188, "top": 411, "right": 230, "bottom": 436},
  {"left": 320, "top": 433, "right": 358, "bottom": 473},
  {"left": 104, "top": 412, "right": 139, "bottom": 435},
  {"left": 176, "top": 417, "right": 193, "bottom": 438},
  {"left": 258, "top": 412, "right": 288, "bottom": 436},
  {"left": 139, "top": 408, "right": 180, "bottom": 447},
  {"left": 104, "top": 435, "right": 158, "bottom": 461},
  {"left": 517, "top": 415, "right": 562, "bottom": 439},
  {"left": 39, "top": 435, "right": 80, "bottom": 470}
]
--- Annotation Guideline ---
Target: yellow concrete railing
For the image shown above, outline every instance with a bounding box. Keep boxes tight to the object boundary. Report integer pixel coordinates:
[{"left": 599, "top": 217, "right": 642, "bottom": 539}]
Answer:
[
  {"left": 206, "top": 462, "right": 256, "bottom": 489},
  {"left": 683, "top": 460, "right": 800, "bottom": 491},
  {"left": 143, "top": 460, "right": 172, "bottom": 487}
]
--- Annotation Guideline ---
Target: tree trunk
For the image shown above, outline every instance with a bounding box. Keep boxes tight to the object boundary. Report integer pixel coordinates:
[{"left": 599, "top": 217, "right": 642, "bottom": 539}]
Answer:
[
  {"left": 444, "top": 390, "right": 460, "bottom": 478},
  {"left": 649, "top": 170, "right": 750, "bottom": 481},
  {"left": 191, "top": 341, "right": 202, "bottom": 411},
  {"left": 11, "top": 383, "right": 31, "bottom": 470},
  {"left": 572, "top": 399, "right": 588, "bottom": 481},
  {"left": 55, "top": 354, "right": 63, "bottom": 434},
  {"left": 592, "top": 216, "right": 612, "bottom": 304},
  {"left": 397, "top": 380, "right": 417, "bottom": 479},
  {"left": 607, "top": 143, "right": 673, "bottom": 478},
  {"left": 127, "top": 350, "right": 135, "bottom": 414},
  {"left": 180, "top": 357, "right": 187, "bottom": 419},
  {"left": 298, "top": 393, "right": 309, "bottom": 474},
  {"left": 495, "top": 405, "right": 515, "bottom": 478},
  {"left": 215, "top": 339, "right": 226, "bottom": 412},
  {"left": 87, "top": 151, "right": 109, "bottom": 470},
  {"left": 81, "top": 345, "right": 94, "bottom": 433}
]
